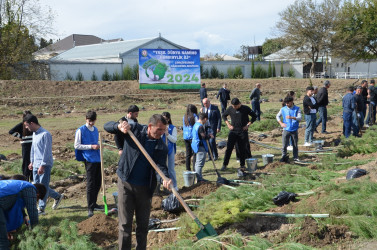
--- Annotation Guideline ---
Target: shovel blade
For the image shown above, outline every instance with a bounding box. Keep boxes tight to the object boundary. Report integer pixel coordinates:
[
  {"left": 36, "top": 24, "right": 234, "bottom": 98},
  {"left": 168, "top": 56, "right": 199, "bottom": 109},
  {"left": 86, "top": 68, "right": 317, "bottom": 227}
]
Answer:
[
  {"left": 216, "top": 177, "right": 230, "bottom": 185},
  {"left": 103, "top": 195, "right": 108, "bottom": 215},
  {"left": 195, "top": 223, "right": 217, "bottom": 239}
]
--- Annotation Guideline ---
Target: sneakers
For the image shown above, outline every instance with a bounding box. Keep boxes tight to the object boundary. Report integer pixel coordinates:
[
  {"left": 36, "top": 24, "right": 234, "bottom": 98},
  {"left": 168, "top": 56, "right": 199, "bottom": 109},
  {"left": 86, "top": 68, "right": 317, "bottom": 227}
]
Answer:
[
  {"left": 321, "top": 131, "right": 330, "bottom": 134},
  {"left": 220, "top": 165, "right": 227, "bottom": 171},
  {"left": 280, "top": 155, "right": 289, "bottom": 163},
  {"left": 303, "top": 142, "right": 312, "bottom": 147},
  {"left": 88, "top": 209, "right": 94, "bottom": 218},
  {"left": 93, "top": 204, "right": 104, "bottom": 211},
  {"left": 52, "top": 194, "right": 64, "bottom": 210},
  {"left": 38, "top": 207, "right": 45, "bottom": 215},
  {"left": 293, "top": 158, "right": 300, "bottom": 162},
  {"left": 287, "top": 146, "right": 293, "bottom": 151}
]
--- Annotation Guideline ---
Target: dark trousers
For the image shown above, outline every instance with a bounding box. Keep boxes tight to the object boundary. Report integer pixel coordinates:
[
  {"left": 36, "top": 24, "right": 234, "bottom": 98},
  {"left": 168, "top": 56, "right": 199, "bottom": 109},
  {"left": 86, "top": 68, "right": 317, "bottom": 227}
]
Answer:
[
  {"left": 118, "top": 178, "right": 151, "bottom": 250},
  {"left": 22, "top": 143, "right": 33, "bottom": 182},
  {"left": 316, "top": 106, "right": 327, "bottom": 132},
  {"left": 235, "top": 137, "right": 252, "bottom": 159},
  {"left": 85, "top": 161, "right": 102, "bottom": 210},
  {"left": 184, "top": 140, "right": 196, "bottom": 171},
  {"left": 251, "top": 100, "right": 261, "bottom": 121},
  {"left": 207, "top": 129, "right": 218, "bottom": 159},
  {"left": 282, "top": 130, "right": 298, "bottom": 159},
  {"left": 223, "top": 130, "right": 249, "bottom": 167},
  {"left": 220, "top": 101, "right": 227, "bottom": 114}
]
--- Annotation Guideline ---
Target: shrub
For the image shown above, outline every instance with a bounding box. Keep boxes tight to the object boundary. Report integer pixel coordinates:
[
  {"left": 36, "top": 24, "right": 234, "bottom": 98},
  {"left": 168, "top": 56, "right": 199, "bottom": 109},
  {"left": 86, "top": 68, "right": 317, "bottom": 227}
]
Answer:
[
  {"left": 268, "top": 61, "right": 272, "bottom": 77},
  {"left": 272, "top": 62, "right": 276, "bottom": 77},
  {"left": 64, "top": 72, "right": 73, "bottom": 81},
  {"left": 280, "top": 63, "right": 284, "bottom": 77},
  {"left": 251, "top": 60, "right": 255, "bottom": 78},
  {"left": 91, "top": 71, "right": 98, "bottom": 81},
  {"left": 227, "top": 66, "right": 235, "bottom": 79},
  {"left": 102, "top": 69, "right": 111, "bottom": 81},
  {"left": 254, "top": 65, "right": 267, "bottom": 78},
  {"left": 234, "top": 66, "right": 243, "bottom": 78},
  {"left": 122, "top": 65, "right": 133, "bottom": 80},
  {"left": 75, "top": 70, "right": 84, "bottom": 81},
  {"left": 202, "top": 68, "right": 209, "bottom": 79},
  {"left": 112, "top": 71, "right": 121, "bottom": 81},
  {"left": 287, "top": 68, "right": 296, "bottom": 77},
  {"left": 132, "top": 64, "right": 139, "bottom": 80},
  {"left": 219, "top": 72, "right": 225, "bottom": 79},
  {"left": 210, "top": 65, "right": 219, "bottom": 79}
]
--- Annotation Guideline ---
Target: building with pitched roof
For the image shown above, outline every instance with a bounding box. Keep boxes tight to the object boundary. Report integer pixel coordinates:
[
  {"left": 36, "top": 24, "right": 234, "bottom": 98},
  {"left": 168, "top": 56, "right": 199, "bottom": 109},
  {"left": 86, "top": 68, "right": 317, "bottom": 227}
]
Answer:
[{"left": 47, "top": 35, "right": 188, "bottom": 81}]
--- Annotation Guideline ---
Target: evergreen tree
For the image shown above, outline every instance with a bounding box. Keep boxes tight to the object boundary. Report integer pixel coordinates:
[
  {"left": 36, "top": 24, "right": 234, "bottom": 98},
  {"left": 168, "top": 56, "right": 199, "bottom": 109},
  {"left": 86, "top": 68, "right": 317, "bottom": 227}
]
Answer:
[
  {"left": 280, "top": 63, "right": 284, "bottom": 77},
  {"left": 251, "top": 60, "right": 255, "bottom": 78},
  {"left": 268, "top": 61, "right": 272, "bottom": 77},
  {"left": 272, "top": 63, "right": 276, "bottom": 77}
]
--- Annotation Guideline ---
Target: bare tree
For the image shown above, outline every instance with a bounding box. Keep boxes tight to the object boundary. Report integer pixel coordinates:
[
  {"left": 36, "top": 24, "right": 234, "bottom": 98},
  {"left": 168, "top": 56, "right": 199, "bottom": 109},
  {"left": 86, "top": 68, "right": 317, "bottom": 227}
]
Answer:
[{"left": 275, "top": 0, "right": 341, "bottom": 77}]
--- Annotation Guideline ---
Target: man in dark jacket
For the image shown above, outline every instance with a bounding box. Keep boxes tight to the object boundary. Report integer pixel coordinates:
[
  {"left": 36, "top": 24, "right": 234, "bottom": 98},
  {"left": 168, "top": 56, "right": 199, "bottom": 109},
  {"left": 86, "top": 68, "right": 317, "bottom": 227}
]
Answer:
[
  {"left": 199, "top": 83, "right": 207, "bottom": 107},
  {"left": 115, "top": 105, "right": 140, "bottom": 156},
  {"left": 104, "top": 114, "right": 172, "bottom": 250},
  {"left": 361, "top": 80, "right": 368, "bottom": 120},
  {"left": 343, "top": 86, "right": 355, "bottom": 138},
  {"left": 366, "top": 79, "right": 377, "bottom": 125},
  {"left": 315, "top": 80, "right": 330, "bottom": 134},
  {"left": 201, "top": 98, "right": 221, "bottom": 160},
  {"left": 249, "top": 83, "right": 262, "bottom": 121},
  {"left": 216, "top": 83, "right": 231, "bottom": 113},
  {"left": 353, "top": 86, "right": 364, "bottom": 136},
  {"left": 220, "top": 98, "right": 256, "bottom": 171}
]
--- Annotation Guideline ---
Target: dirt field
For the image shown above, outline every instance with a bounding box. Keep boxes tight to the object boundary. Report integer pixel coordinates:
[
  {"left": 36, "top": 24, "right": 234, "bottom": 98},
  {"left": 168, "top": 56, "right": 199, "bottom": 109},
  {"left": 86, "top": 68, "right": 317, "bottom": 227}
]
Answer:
[{"left": 0, "top": 78, "right": 368, "bottom": 249}]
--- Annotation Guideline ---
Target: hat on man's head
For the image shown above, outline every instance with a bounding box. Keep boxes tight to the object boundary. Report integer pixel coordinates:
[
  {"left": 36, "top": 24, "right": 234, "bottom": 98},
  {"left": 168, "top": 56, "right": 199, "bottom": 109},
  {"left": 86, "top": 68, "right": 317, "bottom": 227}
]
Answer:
[{"left": 127, "top": 105, "right": 139, "bottom": 113}]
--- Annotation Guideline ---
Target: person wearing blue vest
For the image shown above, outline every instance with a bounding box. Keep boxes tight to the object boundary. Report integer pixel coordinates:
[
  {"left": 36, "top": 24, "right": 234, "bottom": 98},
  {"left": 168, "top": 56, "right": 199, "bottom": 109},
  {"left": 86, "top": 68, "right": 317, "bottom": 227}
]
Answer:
[
  {"left": 23, "top": 114, "right": 64, "bottom": 215},
  {"left": 191, "top": 113, "right": 213, "bottom": 182},
  {"left": 0, "top": 180, "right": 46, "bottom": 249},
  {"left": 276, "top": 96, "right": 302, "bottom": 163},
  {"left": 162, "top": 112, "right": 178, "bottom": 189},
  {"left": 74, "top": 110, "right": 103, "bottom": 218},
  {"left": 183, "top": 104, "right": 198, "bottom": 171}
]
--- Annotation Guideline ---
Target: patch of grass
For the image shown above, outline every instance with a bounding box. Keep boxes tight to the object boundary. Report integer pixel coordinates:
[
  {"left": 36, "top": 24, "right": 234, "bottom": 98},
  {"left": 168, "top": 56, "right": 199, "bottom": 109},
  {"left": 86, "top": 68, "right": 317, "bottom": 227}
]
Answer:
[
  {"left": 337, "top": 129, "right": 377, "bottom": 157},
  {"left": 251, "top": 119, "right": 279, "bottom": 132}
]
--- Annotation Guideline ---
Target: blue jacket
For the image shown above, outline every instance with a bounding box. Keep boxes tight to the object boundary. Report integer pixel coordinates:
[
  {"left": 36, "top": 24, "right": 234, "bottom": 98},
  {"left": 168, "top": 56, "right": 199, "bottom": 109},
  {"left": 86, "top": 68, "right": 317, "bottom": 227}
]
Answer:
[
  {"left": 281, "top": 106, "right": 300, "bottom": 132},
  {"left": 183, "top": 114, "right": 198, "bottom": 140},
  {"left": 191, "top": 122, "right": 208, "bottom": 153},
  {"left": 343, "top": 93, "right": 355, "bottom": 113},
  {"left": 0, "top": 180, "right": 36, "bottom": 232},
  {"left": 162, "top": 124, "right": 176, "bottom": 155},
  {"left": 75, "top": 125, "right": 101, "bottom": 163}
]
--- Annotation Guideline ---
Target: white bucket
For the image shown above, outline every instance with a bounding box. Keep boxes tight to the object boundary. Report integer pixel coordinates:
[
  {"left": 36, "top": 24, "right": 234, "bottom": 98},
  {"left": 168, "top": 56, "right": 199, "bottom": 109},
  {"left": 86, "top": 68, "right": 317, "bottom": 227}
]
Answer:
[
  {"left": 246, "top": 158, "right": 258, "bottom": 172},
  {"left": 262, "top": 154, "right": 274, "bottom": 165},
  {"left": 183, "top": 171, "right": 196, "bottom": 187}
]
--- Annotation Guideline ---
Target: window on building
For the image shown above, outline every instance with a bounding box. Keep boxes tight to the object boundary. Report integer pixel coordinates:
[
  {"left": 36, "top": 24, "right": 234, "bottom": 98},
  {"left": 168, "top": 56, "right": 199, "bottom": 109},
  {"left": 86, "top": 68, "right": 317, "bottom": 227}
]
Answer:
[
  {"left": 341, "top": 63, "right": 344, "bottom": 68},
  {"left": 336, "top": 63, "right": 339, "bottom": 68}
]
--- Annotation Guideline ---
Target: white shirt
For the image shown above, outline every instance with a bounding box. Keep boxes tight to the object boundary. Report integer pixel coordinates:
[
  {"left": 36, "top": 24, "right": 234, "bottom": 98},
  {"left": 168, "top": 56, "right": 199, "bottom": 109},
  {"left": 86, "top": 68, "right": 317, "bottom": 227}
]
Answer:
[
  {"left": 309, "top": 97, "right": 317, "bottom": 113},
  {"left": 74, "top": 123, "right": 95, "bottom": 150}
]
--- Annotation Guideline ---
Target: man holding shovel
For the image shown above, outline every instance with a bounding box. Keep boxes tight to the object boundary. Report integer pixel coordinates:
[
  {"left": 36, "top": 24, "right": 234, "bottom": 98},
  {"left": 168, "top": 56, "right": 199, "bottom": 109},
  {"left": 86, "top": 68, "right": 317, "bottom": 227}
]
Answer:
[
  {"left": 74, "top": 110, "right": 103, "bottom": 218},
  {"left": 104, "top": 114, "right": 171, "bottom": 250}
]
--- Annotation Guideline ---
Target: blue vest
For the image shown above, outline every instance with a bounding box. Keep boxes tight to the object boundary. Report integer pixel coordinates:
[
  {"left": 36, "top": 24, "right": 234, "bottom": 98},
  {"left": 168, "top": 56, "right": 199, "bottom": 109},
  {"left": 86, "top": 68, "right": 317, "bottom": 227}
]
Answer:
[
  {"left": 0, "top": 180, "right": 36, "bottom": 232},
  {"left": 75, "top": 125, "right": 101, "bottom": 163},
  {"left": 281, "top": 105, "right": 300, "bottom": 132},
  {"left": 191, "top": 122, "right": 208, "bottom": 153},
  {"left": 162, "top": 124, "right": 176, "bottom": 155},
  {"left": 182, "top": 114, "right": 198, "bottom": 140}
]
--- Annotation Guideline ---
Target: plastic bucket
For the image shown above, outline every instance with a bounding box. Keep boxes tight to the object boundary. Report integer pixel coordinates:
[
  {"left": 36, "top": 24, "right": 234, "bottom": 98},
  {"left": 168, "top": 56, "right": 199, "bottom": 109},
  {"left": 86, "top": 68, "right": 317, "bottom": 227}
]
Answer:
[
  {"left": 246, "top": 158, "right": 258, "bottom": 172},
  {"left": 262, "top": 154, "right": 274, "bottom": 165},
  {"left": 183, "top": 171, "right": 196, "bottom": 187},
  {"left": 313, "top": 140, "right": 324, "bottom": 149},
  {"left": 113, "top": 192, "right": 118, "bottom": 207}
]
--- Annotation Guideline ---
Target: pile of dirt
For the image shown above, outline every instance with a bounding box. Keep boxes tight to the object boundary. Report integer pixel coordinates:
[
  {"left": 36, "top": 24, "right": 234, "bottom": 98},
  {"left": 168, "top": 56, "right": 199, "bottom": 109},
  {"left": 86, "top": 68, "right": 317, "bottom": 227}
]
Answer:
[
  {"left": 290, "top": 217, "right": 352, "bottom": 247},
  {"left": 147, "top": 230, "right": 178, "bottom": 249},
  {"left": 78, "top": 214, "right": 118, "bottom": 247},
  {"left": 151, "top": 196, "right": 163, "bottom": 210},
  {"left": 179, "top": 182, "right": 219, "bottom": 199}
]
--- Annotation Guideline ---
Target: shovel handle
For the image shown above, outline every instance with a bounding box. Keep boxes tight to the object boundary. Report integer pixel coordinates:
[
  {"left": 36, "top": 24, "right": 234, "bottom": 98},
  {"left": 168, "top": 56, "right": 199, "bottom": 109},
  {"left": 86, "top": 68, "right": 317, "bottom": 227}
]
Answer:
[
  {"left": 206, "top": 140, "right": 217, "bottom": 171},
  {"left": 99, "top": 133, "right": 108, "bottom": 215},
  {"left": 127, "top": 130, "right": 204, "bottom": 228}
]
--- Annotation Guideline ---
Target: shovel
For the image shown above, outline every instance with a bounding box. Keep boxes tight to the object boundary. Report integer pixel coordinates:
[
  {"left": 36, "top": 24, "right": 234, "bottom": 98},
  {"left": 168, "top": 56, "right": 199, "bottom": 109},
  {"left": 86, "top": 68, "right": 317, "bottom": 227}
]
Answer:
[
  {"left": 206, "top": 140, "right": 229, "bottom": 185},
  {"left": 127, "top": 130, "right": 217, "bottom": 239},
  {"left": 99, "top": 133, "right": 109, "bottom": 215}
]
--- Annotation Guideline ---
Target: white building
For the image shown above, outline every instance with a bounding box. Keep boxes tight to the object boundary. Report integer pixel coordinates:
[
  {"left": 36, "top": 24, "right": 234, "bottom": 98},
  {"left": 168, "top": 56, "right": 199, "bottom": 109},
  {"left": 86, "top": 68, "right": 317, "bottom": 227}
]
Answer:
[{"left": 48, "top": 35, "right": 187, "bottom": 81}]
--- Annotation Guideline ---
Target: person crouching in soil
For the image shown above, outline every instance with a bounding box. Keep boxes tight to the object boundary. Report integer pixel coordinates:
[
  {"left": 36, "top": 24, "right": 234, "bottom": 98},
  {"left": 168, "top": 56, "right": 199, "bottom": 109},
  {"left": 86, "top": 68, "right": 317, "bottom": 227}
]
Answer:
[{"left": 276, "top": 96, "right": 302, "bottom": 163}]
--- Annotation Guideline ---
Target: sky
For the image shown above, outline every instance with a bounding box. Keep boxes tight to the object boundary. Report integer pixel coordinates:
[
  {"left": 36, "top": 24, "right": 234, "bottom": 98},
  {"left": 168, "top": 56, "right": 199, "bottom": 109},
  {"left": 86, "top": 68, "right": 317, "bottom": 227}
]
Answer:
[{"left": 39, "top": 0, "right": 297, "bottom": 56}]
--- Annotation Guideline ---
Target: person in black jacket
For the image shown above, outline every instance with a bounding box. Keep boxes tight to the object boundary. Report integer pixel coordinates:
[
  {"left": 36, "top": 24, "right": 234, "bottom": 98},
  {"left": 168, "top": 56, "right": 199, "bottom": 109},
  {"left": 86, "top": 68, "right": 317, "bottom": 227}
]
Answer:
[
  {"left": 303, "top": 87, "right": 317, "bottom": 146},
  {"left": 220, "top": 98, "right": 256, "bottom": 171},
  {"left": 315, "top": 81, "right": 330, "bottom": 134},
  {"left": 8, "top": 111, "right": 33, "bottom": 182},
  {"left": 353, "top": 86, "right": 364, "bottom": 136},
  {"left": 201, "top": 98, "right": 222, "bottom": 160},
  {"left": 114, "top": 105, "right": 139, "bottom": 156},
  {"left": 199, "top": 83, "right": 207, "bottom": 107},
  {"left": 216, "top": 83, "right": 231, "bottom": 113},
  {"left": 104, "top": 114, "right": 172, "bottom": 250},
  {"left": 249, "top": 83, "right": 262, "bottom": 121}
]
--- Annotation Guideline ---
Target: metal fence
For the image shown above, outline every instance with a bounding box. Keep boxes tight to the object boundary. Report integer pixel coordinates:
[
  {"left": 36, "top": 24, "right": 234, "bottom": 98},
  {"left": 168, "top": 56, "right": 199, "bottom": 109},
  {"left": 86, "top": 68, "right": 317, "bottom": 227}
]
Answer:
[{"left": 335, "top": 72, "right": 377, "bottom": 79}]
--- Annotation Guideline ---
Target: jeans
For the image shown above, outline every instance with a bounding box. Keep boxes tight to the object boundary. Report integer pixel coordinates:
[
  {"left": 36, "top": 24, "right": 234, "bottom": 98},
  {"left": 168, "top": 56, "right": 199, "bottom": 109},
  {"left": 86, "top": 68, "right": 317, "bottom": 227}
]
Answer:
[
  {"left": 251, "top": 100, "right": 261, "bottom": 121},
  {"left": 343, "top": 111, "right": 353, "bottom": 138},
  {"left": 117, "top": 178, "right": 151, "bottom": 250},
  {"left": 167, "top": 153, "right": 177, "bottom": 189},
  {"left": 365, "top": 101, "right": 376, "bottom": 125},
  {"left": 316, "top": 106, "right": 327, "bottom": 132},
  {"left": 33, "top": 166, "right": 61, "bottom": 209},
  {"left": 305, "top": 114, "right": 316, "bottom": 143},
  {"left": 352, "top": 111, "right": 364, "bottom": 136},
  {"left": 282, "top": 130, "right": 299, "bottom": 159},
  {"left": 85, "top": 161, "right": 102, "bottom": 210},
  {"left": 194, "top": 146, "right": 206, "bottom": 181}
]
